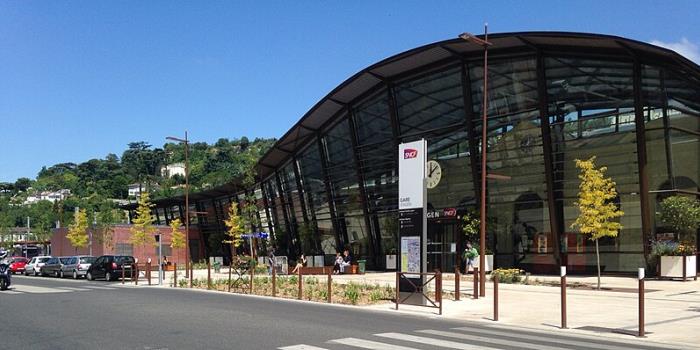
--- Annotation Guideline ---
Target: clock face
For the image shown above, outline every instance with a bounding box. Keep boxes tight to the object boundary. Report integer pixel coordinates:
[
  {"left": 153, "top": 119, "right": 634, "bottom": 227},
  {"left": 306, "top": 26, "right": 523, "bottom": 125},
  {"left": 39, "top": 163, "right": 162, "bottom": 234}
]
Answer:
[{"left": 426, "top": 160, "right": 442, "bottom": 189}]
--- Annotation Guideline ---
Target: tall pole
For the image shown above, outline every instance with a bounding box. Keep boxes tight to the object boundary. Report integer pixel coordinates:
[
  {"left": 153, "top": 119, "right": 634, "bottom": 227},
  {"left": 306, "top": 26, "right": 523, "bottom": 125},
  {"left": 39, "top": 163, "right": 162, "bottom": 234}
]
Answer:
[
  {"left": 184, "top": 131, "right": 190, "bottom": 278},
  {"left": 479, "top": 23, "right": 489, "bottom": 297}
]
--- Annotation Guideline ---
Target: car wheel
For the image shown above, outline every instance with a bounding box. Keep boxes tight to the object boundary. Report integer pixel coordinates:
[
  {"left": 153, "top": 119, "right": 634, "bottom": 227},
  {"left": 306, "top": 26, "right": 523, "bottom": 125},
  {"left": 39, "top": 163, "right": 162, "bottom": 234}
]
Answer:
[
  {"left": 0, "top": 279, "right": 7, "bottom": 291},
  {"left": 73, "top": 271, "right": 78, "bottom": 279},
  {"left": 87, "top": 272, "right": 93, "bottom": 281},
  {"left": 105, "top": 272, "right": 112, "bottom": 282},
  {"left": 33, "top": 269, "right": 38, "bottom": 276}
]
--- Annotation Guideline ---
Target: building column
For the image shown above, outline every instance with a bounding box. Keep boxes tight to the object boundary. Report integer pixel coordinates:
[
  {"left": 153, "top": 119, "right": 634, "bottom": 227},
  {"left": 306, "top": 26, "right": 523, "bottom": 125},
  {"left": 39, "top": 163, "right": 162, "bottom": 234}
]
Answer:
[{"left": 633, "top": 60, "right": 652, "bottom": 260}]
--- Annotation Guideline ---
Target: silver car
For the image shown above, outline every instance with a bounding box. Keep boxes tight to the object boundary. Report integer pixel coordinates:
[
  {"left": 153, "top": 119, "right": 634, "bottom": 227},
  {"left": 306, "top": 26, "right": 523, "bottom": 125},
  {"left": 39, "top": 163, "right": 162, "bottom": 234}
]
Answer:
[
  {"left": 24, "top": 256, "right": 52, "bottom": 276},
  {"left": 62, "top": 256, "right": 96, "bottom": 279}
]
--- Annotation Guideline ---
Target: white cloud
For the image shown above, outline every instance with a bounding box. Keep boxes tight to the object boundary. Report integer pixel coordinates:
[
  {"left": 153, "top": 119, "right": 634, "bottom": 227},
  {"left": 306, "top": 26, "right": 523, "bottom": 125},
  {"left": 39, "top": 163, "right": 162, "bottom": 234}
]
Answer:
[{"left": 650, "top": 38, "right": 700, "bottom": 63}]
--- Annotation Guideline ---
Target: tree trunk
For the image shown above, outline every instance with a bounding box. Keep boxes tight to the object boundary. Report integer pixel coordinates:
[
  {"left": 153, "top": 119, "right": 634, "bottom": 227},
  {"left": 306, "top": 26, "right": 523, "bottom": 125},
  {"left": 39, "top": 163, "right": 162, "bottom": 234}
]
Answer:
[{"left": 595, "top": 238, "right": 601, "bottom": 290}]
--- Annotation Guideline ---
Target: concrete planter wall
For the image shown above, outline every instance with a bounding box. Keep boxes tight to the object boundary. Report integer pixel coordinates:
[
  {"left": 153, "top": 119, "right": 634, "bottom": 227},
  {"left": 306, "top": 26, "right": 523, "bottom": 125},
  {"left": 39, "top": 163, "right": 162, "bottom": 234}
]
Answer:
[
  {"left": 660, "top": 255, "right": 697, "bottom": 280},
  {"left": 472, "top": 254, "right": 494, "bottom": 272}
]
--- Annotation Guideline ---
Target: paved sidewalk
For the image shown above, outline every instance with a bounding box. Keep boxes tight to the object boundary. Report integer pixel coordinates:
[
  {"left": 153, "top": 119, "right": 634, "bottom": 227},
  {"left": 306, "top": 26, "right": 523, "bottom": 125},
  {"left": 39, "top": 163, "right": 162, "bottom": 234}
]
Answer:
[{"left": 134, "top": 269, "right": 700, "bottom": 347}]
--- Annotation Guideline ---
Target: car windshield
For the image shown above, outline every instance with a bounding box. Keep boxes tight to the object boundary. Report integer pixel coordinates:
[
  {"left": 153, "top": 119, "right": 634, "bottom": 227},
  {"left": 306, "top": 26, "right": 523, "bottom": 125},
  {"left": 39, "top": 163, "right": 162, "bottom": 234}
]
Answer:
[
  {"left": 38, "top": 258, "right": 50, "bottom": 263},
  {"left": 116, "top": 256, "right": 135, "bottom": 264},
  {"left": 12, "top": 258, "right": 27, "bottom": 263},
  {"left": 79, "top": 257, "right": 96, "bottom": 264}
]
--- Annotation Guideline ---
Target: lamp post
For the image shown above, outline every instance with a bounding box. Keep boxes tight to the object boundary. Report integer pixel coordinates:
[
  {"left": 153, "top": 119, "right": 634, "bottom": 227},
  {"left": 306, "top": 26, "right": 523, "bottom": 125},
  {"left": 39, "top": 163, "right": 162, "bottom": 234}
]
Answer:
[
  {"left": 460, "top": 24, "right": 492, "bottom": 297},
  {"left": 166, "top": 132, "right": 190, "bottom": 278}
]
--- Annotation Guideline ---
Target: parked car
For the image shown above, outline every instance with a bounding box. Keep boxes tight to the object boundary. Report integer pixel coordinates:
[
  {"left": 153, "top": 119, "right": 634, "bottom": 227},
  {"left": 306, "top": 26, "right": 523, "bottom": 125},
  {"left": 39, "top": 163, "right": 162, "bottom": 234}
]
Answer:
[
  {"left": 62, "top": 256, "right": 96, "bottom": 279},
  {"left": 86, "top": 255, "right": 135, "bottom": 281},
  {"left": 8, "top": 257, "right": 29, "bottom": 275},
  {"left": 24, "top": 256, "right": 52, "bottom": 276},
  {"left": 40, "top": 257, "right": 71, "bottom": 277}
]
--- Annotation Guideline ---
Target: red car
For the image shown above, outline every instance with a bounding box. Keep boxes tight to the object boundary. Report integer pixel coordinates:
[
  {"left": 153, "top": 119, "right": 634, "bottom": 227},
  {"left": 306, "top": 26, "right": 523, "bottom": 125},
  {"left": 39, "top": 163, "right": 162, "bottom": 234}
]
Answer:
[{"left": 8, "top": 257, "right": 29, "bottom": 275}]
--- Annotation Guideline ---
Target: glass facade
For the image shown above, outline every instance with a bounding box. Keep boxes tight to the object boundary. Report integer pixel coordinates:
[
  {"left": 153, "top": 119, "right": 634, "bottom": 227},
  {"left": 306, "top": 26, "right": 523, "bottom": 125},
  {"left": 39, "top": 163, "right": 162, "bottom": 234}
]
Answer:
[{"left": 133, "top": 34, "right": 700, "bottom": 273}]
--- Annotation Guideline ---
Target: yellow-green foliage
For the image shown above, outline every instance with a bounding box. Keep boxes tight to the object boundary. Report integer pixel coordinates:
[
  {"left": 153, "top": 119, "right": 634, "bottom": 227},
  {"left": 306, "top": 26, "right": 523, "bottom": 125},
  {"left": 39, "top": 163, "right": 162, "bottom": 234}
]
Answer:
[
  {"left": 169, "top": 218, "right": 185, "bottom": 250},
  {"left": 130, "top": 192, "right": 157, "bottom": 248},
  {"left": 66, "top": 208, "right": 89, "bottom": 249},
  {"left": 223, "top": 203, "right": 244, "bottom": 248},
  {"left": 571, "top": 157, "right": 624, "bottom": 241}
]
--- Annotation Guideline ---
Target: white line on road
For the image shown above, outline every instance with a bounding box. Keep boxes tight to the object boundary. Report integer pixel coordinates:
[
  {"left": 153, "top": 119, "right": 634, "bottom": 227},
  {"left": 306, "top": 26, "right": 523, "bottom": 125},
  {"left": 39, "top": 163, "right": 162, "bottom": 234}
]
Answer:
[
  {"left": 56, "top": 287, "right": 91, "bottom": 291},
  {"left": 330, "top": 337, "right": 420, "bottom": 350},
  {"left": 375, "top": 333, "right": 497, "bottom": 350},
  {"left": 81, "top": 286, "right": 116, "bottom": 290},
  {"left": 454, "top": 327, "right": 644, "bottom": 350},
  {"left": 418, "top": 329, "right": 568, "bottom": 350},
  {"left": 278, "top": 345, "right": 329, "bottom": 350}
]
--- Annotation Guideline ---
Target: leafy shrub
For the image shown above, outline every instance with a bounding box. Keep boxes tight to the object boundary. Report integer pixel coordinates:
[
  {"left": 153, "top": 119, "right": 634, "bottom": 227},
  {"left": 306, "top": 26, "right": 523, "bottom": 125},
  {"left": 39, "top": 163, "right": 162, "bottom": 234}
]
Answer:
[
  {"left": 490, "top": 268, "right": 523, "bottom": 284},
  {"left": 344, "top": 283, "right": 360, "bottom": 305},
  {"left": 369, "top": 289, "right": 383, "bottom": 302}
]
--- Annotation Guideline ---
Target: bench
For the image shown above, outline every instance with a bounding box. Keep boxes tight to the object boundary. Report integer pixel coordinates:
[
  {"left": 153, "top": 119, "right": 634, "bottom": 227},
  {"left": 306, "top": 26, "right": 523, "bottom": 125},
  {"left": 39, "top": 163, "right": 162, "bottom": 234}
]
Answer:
[{"left": 296, "top": 264, "right": 361, "bottom": 275}]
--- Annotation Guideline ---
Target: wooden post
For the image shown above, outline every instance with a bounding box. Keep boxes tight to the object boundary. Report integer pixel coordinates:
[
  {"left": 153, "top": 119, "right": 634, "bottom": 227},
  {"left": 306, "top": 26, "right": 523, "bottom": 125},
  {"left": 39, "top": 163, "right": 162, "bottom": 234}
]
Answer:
[
  {"left": 147, "top": 262, "right": 152, "bottom": 286},
  {"left": 561, "top": 266, "right": 567, "bottom": 329},
  {"left": 327, "top": 272, "right": 332, "bottom": 303},
  {"left": 134, "top": 264, "right": 138, "bottom": 285},
  {"left": 173, "top": 263, "right": 177, "bottom": 288},
  {"left": 493, "top": 273, "right": 499, "bottom": 321},
  {"left": 207, "top": 259, "right": 211, "bottom": 290},
  {"left": 250, "top": 266, "right": 254, "bottom": 295},
  {"left": 473, "top": 267, "right": 479, "bottom": 299},
  {"left": 121, "top": 264, "right": 125, "bottom": 284},
  {"left": 228, "top": 258, "right": 233, "bottom": 292},
  {"left": 189, "top": 260, "right": 193, "bottom": 288},
  {"left": 272, "top": 265, "right": 277, "bottom": 297},
  {"left": 297, "top": 269, "right": 302, "bottom": 300},
  {"left": 454, "top": 267, "right": 461, "bottom": 301},
  {"left": 438, "top": 272, "right": 443, "bottom": 316},
  {"left": 395, "top": 272, "right": 400, "bottom": 310}
]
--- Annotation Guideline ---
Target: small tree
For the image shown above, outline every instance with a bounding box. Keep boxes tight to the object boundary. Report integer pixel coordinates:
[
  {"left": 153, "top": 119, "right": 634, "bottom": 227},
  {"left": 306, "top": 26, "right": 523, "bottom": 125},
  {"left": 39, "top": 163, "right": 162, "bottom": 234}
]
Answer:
[
  {"left": 67, "top": 208, "right": 89, "bottom": 254},
  {"left": 130, "top": 192, "right": 157, "bottom": 257},
  {"left": 170, "top": 218, "right": 186, "bottom": 263},
  {"left": 223, "top": 203, "right": 244, "bottom": 259},
  {"left": 571, "top": 157, "right": 624, "bottom": 290},
  {"left": 461, "top": 209, "right": 480, "bottom": 243},
  {"left": 657, "top": 195, "right": 700, "bottom": 244}
]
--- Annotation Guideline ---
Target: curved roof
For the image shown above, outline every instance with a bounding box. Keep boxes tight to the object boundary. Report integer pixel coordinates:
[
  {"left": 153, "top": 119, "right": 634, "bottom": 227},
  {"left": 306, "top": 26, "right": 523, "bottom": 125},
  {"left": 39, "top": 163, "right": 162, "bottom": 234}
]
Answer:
[{"left": 256, "top": 31, "right": 700, "bottom": 179}]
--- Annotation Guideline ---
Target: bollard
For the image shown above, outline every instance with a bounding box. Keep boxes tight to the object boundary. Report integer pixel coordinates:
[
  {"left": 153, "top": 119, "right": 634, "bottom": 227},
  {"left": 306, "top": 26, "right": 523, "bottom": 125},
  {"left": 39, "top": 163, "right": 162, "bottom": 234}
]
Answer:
[
  {"left": 147, "top": 262, "right": 152, "bottom": 286},
  {"left": 207, "top": 259, "right": 211, "bottom": 290},
  {"left": 473, "top": 267, "right": 479, "bottom": 299},
  {"left": 454, "top": 267, "right": 461, "bottom": 301},
  {"left": 561, "top": 266, "right": 567, "bottom": 329},
  {"left": 297, "top": 270, "right": 303, "bottom": 300},
  {"left": 493, "top": 273, "right": 498, "bottom": 321},
  {"left": 135, "top": 264, "right": 139, "bottom": 285},
  {"left": 438, "top": 272, "right": 443, "bottom": 315},
  {"left": 395, "top": 272, "right": 400, "bottom": 310},
  {"left": 173, "top": 263, "right": 177, "bottom": 288},
  {"left": 228, "top": 260, "right": 233, "bottom": 292},
  {"left": 121, "top": 264, "right": 125, "bottom": 284},
  {"left": 189, "top": 260, "right": 193, "bottom": 288},
  {"left": 250, "top": 267, "right": 254, "bottom": 295},
  {"left": 327, "top": 272, "right": 332, "bottom": 303},
  {"left": 272, "top": 266, "right": 277, "bottom": 297},
  {"left": 638, "top": 268, "right": 645, "bottom": 337}
]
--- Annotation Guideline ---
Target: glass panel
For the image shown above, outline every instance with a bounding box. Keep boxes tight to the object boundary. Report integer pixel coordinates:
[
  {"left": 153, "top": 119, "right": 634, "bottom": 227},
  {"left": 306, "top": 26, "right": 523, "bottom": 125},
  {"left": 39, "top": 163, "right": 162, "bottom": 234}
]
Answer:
[
  {"left": 297, "top": 142, "right": 332, "bottom": 221},
  {"left": 396, "top": 65, "right": 465, "bottom": 135}
]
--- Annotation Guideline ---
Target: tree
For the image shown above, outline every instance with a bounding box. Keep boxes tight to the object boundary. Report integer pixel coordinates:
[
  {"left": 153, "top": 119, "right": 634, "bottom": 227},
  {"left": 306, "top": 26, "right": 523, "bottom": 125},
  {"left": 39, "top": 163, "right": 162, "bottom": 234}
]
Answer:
[
  {"left": 657, "top": 196, "right": 700, "bottom": 243},
  {"left": 571, "top": 157, "right": 624, "bottom": 289},
  {"left": 170, "top": 218, "right": 186, "bottom": 263},
  {"left": 130, "top": 192, "right": 157, "bottom": 256},
  {"left": 223, "top": 203, "right": 244, "bottom": 257},
  {"left": 66, "top": 208, "right": 89, "bottom": 253}
]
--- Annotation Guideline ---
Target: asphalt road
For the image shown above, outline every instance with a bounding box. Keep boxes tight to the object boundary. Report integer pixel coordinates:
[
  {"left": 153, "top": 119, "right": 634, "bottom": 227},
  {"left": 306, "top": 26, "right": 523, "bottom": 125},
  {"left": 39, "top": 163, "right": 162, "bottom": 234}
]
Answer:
[{"left": 1, "top": 275, "right": 682, "bottom": 350}]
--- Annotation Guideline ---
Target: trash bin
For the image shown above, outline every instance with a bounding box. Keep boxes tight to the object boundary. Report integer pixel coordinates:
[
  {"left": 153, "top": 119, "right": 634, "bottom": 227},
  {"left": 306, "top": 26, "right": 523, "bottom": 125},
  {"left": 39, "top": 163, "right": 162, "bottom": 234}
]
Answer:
[
  {"left": 357, "top": 259, "right": 366, "bottom": 274},
  {"left": 213, "top": 262, "right": 221, "bottom": 273}
]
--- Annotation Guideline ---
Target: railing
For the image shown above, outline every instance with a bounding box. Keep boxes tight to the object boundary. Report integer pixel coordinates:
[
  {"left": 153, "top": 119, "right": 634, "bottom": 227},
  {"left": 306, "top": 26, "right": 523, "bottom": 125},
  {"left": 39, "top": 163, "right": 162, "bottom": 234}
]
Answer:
[{"left": 395, "top": 271, "right": 442, "bottom": 315}]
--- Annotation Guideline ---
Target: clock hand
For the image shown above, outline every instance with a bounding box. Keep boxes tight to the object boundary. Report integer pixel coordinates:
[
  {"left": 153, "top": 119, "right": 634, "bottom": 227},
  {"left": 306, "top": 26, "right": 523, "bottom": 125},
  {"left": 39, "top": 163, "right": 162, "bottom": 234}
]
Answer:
[{"left": 428, "top": 164, "right": 436, "bottom": 177}]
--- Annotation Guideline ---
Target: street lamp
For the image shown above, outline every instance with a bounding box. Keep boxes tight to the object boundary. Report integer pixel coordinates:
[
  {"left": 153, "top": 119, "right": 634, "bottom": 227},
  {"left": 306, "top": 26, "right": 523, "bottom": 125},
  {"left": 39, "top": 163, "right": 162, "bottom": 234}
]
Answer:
[
  {"left": 166, "top": 132, "right": 190, "bottom": 278},
  {"left": 460, "top": 24, "right": 492, "bottom": 297}
]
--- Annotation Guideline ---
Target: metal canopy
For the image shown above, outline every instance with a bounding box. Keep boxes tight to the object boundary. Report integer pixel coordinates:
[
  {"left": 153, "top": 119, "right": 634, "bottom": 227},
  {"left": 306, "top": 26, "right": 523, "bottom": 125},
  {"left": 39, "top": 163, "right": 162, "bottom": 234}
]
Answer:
[{"left": 256, "top": 32, "right": 700, "bottom": 179}]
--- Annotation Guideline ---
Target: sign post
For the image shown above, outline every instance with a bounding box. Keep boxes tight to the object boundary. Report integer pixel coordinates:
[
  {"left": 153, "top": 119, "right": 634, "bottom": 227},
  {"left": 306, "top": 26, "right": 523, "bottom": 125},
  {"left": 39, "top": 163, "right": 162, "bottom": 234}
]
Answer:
[{"left": 397, "top": 140, "right": 427, "bottom": 305}]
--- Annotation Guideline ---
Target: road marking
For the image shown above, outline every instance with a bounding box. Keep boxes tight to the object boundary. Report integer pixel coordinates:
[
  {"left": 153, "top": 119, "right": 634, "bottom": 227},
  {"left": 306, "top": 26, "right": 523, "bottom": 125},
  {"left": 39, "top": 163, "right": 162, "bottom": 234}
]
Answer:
[
  {"left": 375, "top": 333, "right": 496, "bottom": 350},
  {"left": 10, "top": 285, "right": 72, "bottom": 294},
  {"left": 278, "top": 345, "right": 329, "bottom": 350},
  {"left": 418, "top": 329, "right": 568, "bottom": 350},
  {"left": 452, "top": 327, "right": 673, "bottom": 350},
  {"left": 330, "top": 337, "right": 420, "bottom": 350},
  {"left": 2, "top": 290, "right": 23, "bottom": 295},
  {"left": 82, "top": 286, "right": 116, "bottom": 290},
  {"left": 57, "top": 287, "right": 91, "bottom": 291}
]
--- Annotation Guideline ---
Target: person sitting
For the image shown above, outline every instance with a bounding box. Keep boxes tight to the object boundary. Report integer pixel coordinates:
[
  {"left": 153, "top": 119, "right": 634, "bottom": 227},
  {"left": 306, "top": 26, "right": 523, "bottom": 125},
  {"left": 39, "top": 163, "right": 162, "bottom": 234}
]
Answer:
[
  {"left": 340, "top": 249, "right": 352, "bottom": 274},
  {"left": 332, "top": 252, "right": 343, "bottom": 274},
  {"left": 291, "top": 254, "right": 307, "bottom": 274}
]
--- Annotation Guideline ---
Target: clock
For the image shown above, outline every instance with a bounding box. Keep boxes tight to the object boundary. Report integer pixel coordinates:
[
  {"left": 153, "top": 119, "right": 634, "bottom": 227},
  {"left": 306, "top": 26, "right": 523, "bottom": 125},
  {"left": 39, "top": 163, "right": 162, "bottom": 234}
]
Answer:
[{"left": 426, "top": 160, "right": 442, "bottom": 189}]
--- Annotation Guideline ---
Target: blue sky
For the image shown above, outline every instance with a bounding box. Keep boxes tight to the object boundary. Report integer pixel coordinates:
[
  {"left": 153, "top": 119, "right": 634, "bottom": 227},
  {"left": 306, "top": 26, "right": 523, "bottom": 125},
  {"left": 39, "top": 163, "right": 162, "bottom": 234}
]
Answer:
[{"left": 1, "top": 1, "right": 699, "bottom": 182}]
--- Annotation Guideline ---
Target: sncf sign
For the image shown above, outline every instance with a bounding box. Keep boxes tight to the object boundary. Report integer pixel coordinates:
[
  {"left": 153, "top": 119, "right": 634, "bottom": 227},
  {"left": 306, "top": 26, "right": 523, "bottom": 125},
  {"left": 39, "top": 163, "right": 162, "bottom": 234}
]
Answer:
[{"left": 403, "top": 149, "right": 418, "bottom": 159}]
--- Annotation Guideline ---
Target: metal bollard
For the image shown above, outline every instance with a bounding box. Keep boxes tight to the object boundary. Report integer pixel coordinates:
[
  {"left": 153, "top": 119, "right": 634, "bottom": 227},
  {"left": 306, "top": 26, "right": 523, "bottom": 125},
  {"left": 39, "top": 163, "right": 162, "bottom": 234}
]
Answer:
[
  {"left": 207, "top": 259, "right": 211, "bottom": 290},
  {"left": 561, "top": 266, "right": 567, "bottom": 329},
  {"left": 454, "top": 267, "right": 461, "bottom": 301},
  {"left": 173, "top": 263, "right": 177, "bottom": 288},
  {"left": 327, "top": 272, "right": 332, "bottom": 303},
  {"left": 297, "top": 270, "right": 303, "bottom": 300},
  {"left": 493, "top": 273, "right": 498, "bottom": 321},
  {"left": 473, "top": 267, "right": 479, "bottom": 299},
  {"left": 272, "top": 266, "right": 277, "bottom": 297},
  {"left": 638, "top": 268, "right": 645, "bottom": 337}
]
